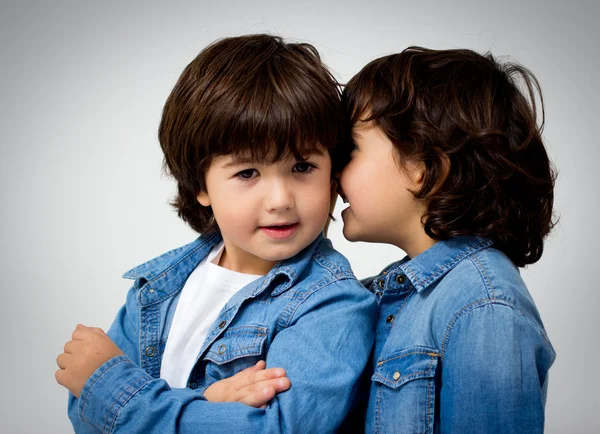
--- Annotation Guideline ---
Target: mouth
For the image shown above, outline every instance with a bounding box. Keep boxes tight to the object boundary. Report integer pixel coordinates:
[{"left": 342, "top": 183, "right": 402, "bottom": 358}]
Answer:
[{"left": 259, "top": 222, "right": 299, "bottom": 239}]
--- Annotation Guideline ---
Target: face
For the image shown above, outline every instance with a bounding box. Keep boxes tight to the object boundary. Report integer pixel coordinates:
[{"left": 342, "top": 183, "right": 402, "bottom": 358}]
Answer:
[
  {"left": 197, "top": 148, "right": 332, "bottom": 275},
  {"left": 339, "top": 121, "right": 429, "bottom": 253}
]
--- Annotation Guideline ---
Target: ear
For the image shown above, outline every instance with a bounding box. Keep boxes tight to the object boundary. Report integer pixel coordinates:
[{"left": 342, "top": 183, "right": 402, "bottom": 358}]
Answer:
[
  {"left": 430, "top": 153, "right": 451, "bottom": 195},
  {"left": 196, "top": 190, "right": 210, "bottom": 207},
  {"left": 409, "top": 160, "right": 426, "bottom": 188}
]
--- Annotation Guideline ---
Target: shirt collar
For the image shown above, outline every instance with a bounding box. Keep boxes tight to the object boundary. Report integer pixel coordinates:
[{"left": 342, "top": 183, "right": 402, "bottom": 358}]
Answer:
[
  {"left": 122, "top": 232, "right": 326, "bottom": 305},
  {"left": 389, "top": 237, "right": 493, "bottom": 293}
]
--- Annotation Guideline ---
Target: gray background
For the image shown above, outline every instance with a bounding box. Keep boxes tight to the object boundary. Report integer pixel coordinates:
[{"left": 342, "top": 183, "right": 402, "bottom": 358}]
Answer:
[{"left": 1, "top": 0, "right": 597, "bottom": 432}]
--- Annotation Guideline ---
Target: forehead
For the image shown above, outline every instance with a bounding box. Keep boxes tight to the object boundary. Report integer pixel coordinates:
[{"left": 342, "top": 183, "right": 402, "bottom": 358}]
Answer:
[{"left": 218, "top": 146, "right": 328, "bottom": 168}]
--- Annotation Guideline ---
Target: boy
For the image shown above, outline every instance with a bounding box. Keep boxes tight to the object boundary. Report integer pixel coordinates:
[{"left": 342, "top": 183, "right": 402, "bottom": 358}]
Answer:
[
  {"left": 55, "top": 34, "right": 376, "bottom": 433},
  {"left": 338, "top": 47, "right": 556, "bottom": 432}
]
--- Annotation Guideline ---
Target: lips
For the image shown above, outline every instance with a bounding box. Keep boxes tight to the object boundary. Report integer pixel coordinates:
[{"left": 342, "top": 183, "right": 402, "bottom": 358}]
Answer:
[{"left": 260, "top": 223, "right": 299, "bottom": 239}]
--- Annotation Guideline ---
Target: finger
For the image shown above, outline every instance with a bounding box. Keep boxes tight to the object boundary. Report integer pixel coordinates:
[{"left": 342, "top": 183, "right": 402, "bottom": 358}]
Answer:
[
  {"left": 236, "top": 377, "right": 291, "bottom": 408},
  {"left": 64, "top": 340, "right": 74, "bottom": 354},
  {"left": 248, "top": 367, "right": 287, "bottom": 383},
  {"left": 238, "top": 385, "right": 277, "bottom": 408},
  {"left": 56, "top": 352, "right": 72, "bottom": 369},
  {"left": 223, "top": 361, "right": 270, "bottom": 391},
  {"left": 72, "top": 328, "right": 89, "bottom": 340},
  {"left": 55, "top": 368, "right": 67, "bottom": 386},
  {"left": 88, "top": 326, "right": 106, "bottom": 335},
  {"left": 235, "top": 377, "right": 291, "bottom": 401},
  {"left": 233, "top": 366, "right": 286, "bottom": 392}
]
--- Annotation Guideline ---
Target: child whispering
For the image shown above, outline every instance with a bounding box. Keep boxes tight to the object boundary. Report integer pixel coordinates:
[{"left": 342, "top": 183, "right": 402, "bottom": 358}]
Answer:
[{"left": 337, "top": 47, "right": 556, "bottom": 433}]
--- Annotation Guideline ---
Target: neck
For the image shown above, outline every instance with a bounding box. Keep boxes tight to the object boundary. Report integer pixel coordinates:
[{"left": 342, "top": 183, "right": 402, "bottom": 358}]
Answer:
[
  {"left": 218, "top": 245, "right": 275, "bottom": 276},
  {"left": 401, "top": 234, "right": 437, "bottom": 259}
]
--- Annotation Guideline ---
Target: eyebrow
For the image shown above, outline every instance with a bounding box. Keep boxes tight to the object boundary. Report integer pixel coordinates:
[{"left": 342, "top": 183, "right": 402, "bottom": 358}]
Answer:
[{"left": 221, "top": 148, "right": 326, "bottom": 169}]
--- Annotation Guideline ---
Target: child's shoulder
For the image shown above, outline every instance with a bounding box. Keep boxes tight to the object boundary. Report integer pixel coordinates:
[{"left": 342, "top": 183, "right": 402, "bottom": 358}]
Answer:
[
  {"left": 442, "top": 246, "right": 533, "bottom": 308},
  {"left": 430, "top": 244, "right": 546, "bottom": 333},
  {"left": 122, "top": 233, "right": 221, "bottom": 282}
]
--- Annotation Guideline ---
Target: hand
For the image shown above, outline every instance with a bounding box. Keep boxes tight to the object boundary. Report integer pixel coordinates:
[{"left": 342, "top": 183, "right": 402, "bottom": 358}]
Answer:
[
  {"left": 204, "top": 360, "right": 291, "bottom": 408},
  {"left": 55, "top": 324, "right": 124, "bottom": 398}
]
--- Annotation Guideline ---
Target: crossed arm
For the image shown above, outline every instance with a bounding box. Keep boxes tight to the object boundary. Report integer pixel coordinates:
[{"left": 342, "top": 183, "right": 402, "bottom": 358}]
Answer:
[{"left": 55, "top": 324, "right": 290, "bottom": 407}]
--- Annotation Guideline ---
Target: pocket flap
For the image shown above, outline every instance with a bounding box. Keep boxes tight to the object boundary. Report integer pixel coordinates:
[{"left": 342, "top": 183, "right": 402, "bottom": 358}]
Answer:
[
  {"left": 372, "top": 347, "right": 439, "bottom": 389},
  {"left": 205, "top": 325, "right": 268, "bottom": 365}
]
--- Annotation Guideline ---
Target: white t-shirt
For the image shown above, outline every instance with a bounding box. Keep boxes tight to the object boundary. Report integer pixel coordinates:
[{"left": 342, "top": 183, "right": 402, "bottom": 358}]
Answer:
[{"left": 160, "top": 242, "right": 262, "bottom": 388}]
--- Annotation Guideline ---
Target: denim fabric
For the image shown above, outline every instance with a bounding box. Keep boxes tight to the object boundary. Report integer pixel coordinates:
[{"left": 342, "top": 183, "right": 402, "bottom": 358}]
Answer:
[
  {"left": 67, "top": 232, "right": 377, "bottom": 434},
  {"left": 360, "top": 237, "right": 555, "bottom": 434}
]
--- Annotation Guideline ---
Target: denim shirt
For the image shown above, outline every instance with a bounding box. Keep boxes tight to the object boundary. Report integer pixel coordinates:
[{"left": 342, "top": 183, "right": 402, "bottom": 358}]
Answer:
[
  {"left": 361, "top": 237, "right": 555, "bottom": 434},
  {"left": 67, "top": 232, "right": 377, "bottom": 434}
]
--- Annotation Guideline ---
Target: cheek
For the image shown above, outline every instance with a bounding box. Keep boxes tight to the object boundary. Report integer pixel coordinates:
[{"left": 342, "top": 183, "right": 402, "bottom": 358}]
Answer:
[{"left": 342, "top": 159, "right": 374, "bottom": 198}]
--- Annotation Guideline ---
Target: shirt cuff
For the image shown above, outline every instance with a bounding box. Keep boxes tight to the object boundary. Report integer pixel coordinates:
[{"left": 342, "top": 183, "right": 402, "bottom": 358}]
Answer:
[{"left": 78, "top": 355, "right": 153, "bottom": 433}]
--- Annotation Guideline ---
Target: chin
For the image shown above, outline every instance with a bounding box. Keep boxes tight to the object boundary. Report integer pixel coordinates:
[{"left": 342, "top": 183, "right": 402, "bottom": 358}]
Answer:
[{"left": 342, "top": 226, "right": 361, "bottom": 243}]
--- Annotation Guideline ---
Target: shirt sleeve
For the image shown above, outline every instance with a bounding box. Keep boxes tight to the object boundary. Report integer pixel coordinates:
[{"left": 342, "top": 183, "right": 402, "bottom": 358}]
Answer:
[
  {"left": 68, "top": 279, "right": 377, "bottom": 434},
  {"left": 67, "top": 281, "right": 146, "bottom": 433},
  {"left": 439, "top": 301, "right": 555, "bottom": 433}
]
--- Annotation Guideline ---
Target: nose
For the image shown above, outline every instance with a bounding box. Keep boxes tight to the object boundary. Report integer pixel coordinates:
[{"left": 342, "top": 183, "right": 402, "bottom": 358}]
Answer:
[{"left": 265, "top": 178, "right": 295, "bottom": 212}]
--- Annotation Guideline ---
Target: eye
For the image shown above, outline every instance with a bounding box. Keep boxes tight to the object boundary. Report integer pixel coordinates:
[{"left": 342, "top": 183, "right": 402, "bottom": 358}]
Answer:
[
  {"left": 292, "top": 162, "right": 316, "bottom": 174},
  {"left": 235, "top": 168, "right": 259, "bottom": 181},
  {"left": 350, "top": 141, "right": 358, "bottom": 152}
]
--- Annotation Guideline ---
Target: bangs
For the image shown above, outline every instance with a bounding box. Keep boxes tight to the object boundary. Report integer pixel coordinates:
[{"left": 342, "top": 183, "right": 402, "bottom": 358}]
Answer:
[{"left": 197, "top": 40, "right": 341, "bottom": 164}]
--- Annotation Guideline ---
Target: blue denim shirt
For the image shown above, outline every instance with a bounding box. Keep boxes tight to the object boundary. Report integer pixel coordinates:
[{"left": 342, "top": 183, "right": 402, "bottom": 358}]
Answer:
[
  {"left": 360, "top": 237, "right": 555, "bottom": 434},
  {"left": 67, "top": 232, "right": 377, "bottom": 434}
]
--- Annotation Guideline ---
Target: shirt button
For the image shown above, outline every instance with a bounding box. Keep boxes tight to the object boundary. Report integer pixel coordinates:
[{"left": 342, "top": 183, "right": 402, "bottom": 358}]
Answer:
[
  {"left": 393, "top": 371, "right": 401, "bottom": 381},
  {"left": 218, "top": 320, "right": 226, "bottom": 329},
  {"left": 378, "top": 280, "right": 385, "bottom": 289},
  {"left": 145, "top": 346, "right": 156, "bottom": 357},
  {"left": 386, "top": 315, "right": 394, "bottom": 324},
  {"left": 148, "top": 288, "right": 155, "bottom": 293},
  {"left": 218, "top": 344, "right": 226, "bottom": 355},
  {"left": 396, "top": 274, "right": 406, "bottom": 284}
]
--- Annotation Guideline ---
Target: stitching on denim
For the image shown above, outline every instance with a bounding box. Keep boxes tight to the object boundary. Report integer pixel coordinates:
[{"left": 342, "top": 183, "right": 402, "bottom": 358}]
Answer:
[
  {"left": 137, "top": 235, "right": 222, "bottom": 305},
  {"left": 440, "top": 298, "right": 514, "bottom": 361},
  {"left": 80, "top": 358, "right": 131, "bottom": 427},
  {"left": 404, "top": 240, "right": 491, "bottom": 290},
  {"left": 105, "top": 373, "right": 148, "bottom": 432},
  {"left": 277, "top": 278, "right": 341, "bottom": 330},
  {"left": 470, "top": 255, "right": 496, "bottom": 300},
  {"left": 109, "top": 377, "right": 154, "bottom": 433},
  {"left": 377, "top": 351, "right": 440, "bottom": 366},
  {"left": 375, "top": 383, "right": 382, "bottom": 434},
  {"left": 206, "top": 342, "right": 263, "bottom": 360},
  {"left": 312, "top": 251, "right": 344, "bottom": 277},
  {"left": 218, "top": 325, "right": 267, "bottom": 337},
  {"left": 128, "top": 234, "right": 218, "bottom": 280},
  {"left": 425, "top": 356, "right": 435, "bottom": 434},
  {"left": 373, "top": 368, "right": 435, "bottom": 386}
]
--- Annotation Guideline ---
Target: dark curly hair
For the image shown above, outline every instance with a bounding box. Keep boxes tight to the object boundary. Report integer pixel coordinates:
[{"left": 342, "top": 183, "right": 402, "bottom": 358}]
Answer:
[
  {"left": 159, "top": 34, "right": 342, "bottom": 234},
  {"left": 342, "top": 47, "right": 556, "bottom": 267}
]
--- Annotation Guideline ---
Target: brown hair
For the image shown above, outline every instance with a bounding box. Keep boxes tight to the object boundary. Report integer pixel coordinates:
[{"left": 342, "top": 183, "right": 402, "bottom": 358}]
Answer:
[
  {"left": 159, "top": 34, "right": 341, "bottom": 234},
  {"left": 343, "top": 47, "right": 556, "bottom": 266}
]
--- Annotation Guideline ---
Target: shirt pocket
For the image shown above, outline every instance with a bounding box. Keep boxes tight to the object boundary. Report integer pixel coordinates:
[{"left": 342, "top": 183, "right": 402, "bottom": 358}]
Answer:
[
  {"left": 203, "top": 325, "right": 269, "bottom": 382},
  {"left": 371, "top": 347, "right": 439, "bottom": 434}
]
